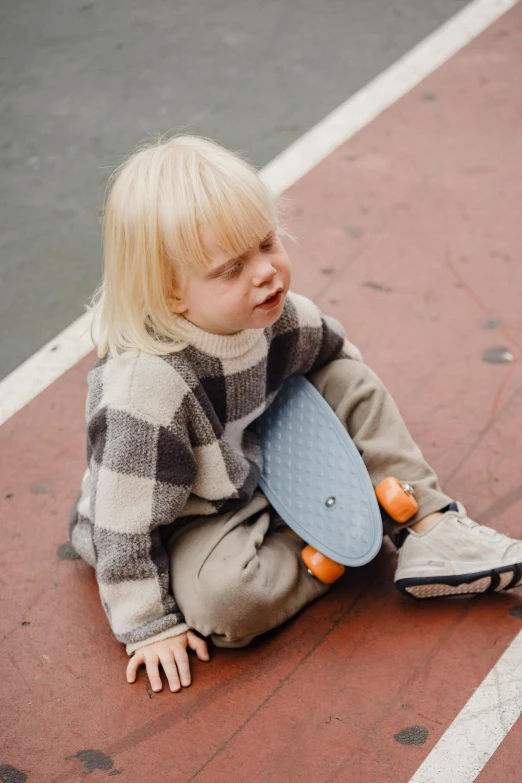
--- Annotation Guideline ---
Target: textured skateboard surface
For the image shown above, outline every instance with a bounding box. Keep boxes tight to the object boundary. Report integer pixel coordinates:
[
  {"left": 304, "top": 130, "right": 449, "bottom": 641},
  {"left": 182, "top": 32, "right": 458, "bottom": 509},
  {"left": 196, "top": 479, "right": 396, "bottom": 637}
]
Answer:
[{"left": 256, "top": 375, "right": 382, "bottom": 567}]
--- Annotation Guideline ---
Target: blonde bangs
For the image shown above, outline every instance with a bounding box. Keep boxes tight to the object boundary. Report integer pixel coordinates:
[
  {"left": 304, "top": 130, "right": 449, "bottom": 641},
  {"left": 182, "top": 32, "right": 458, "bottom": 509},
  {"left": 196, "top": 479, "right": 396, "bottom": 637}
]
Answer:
[
  {"left": 91, "top": 134, "right": 284, "bottom": 359},
  {"left": 159, "top": 137, "right": 280, "bottom": 273}
]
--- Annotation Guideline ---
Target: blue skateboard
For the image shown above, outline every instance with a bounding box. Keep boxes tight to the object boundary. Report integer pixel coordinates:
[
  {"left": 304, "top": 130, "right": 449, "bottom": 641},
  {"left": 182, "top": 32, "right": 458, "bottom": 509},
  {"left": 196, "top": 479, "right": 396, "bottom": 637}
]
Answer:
[{"left": 255, "top": 375, "right": 418, "bottom": 583}]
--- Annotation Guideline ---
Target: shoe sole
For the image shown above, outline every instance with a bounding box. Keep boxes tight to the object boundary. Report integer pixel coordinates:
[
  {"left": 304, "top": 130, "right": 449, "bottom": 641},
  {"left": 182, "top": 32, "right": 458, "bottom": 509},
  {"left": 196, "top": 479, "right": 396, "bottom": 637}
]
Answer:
[{"left": 396, "top": 563, "right": 522, "bottom": 599}]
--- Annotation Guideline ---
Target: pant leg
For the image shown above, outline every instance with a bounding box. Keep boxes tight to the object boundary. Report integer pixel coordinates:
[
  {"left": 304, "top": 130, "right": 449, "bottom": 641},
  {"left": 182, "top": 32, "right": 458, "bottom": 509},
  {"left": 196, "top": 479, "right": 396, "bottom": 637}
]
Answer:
[
  {"left": 308, "top": 358, "right": 452, "bottom": 533},
  {"left": 168, "top": 491, "right": 329, "bottom": 647}
]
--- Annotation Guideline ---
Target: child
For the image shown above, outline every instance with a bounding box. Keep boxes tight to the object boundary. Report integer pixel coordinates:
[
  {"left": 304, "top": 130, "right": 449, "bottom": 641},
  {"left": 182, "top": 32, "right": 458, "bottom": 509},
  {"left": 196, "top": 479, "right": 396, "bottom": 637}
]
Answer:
[{"left": 69, "top": 135, "right": 522, "bottom": 694}]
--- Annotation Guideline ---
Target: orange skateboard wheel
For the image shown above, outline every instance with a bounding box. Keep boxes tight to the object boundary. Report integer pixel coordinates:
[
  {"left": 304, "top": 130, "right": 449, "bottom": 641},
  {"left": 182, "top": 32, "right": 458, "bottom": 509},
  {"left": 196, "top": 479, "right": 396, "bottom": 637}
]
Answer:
[
  {"left": 375, "top": 477, "right": 418, "bottom": 523},
  {"left": 302, "top": 545, "right": 345, "bottom": 584}
]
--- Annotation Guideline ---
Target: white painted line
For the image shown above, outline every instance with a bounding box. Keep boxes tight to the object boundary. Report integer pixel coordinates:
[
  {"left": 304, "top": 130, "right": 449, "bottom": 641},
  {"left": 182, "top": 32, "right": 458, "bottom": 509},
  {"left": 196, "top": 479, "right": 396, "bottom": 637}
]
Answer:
[
  {"left": 261, "top": 0, "right": 519, "bottom": 194},
  {"left": 409, "top": 629, "right": 522, "bottom": 783},
  {"left": 0, "top": 0, "right": 517, "bottom": 427},
  {"left": 0, "top": 312, "right": 94, "bottom": 424}
]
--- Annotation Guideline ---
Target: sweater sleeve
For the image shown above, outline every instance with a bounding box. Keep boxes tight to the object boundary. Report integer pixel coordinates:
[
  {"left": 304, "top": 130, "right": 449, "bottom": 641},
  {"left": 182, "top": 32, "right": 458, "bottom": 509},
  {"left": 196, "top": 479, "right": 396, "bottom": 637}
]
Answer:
[
  {"left": 269, "top": 292, "right": 363, "bottom": 382},
  {"left": 308, "top": 312, "right": 363, "bottom": 373},
  {"left": 86, "top": 354, "right": 197, "bottom": 654}
]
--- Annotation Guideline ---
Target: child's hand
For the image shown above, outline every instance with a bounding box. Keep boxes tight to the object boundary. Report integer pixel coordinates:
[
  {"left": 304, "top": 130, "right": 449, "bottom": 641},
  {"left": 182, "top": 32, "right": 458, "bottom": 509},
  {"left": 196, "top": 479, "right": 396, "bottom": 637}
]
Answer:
[{"left": 126, "top": 631, "right": 210, "bottom": 693}]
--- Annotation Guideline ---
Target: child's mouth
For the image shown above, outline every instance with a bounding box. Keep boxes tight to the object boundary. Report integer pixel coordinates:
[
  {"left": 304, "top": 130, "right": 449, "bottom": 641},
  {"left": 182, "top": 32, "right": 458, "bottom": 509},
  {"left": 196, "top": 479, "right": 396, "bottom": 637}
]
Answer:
[{"left": 257, "top": 290, "right": 283, "bottom": 310}]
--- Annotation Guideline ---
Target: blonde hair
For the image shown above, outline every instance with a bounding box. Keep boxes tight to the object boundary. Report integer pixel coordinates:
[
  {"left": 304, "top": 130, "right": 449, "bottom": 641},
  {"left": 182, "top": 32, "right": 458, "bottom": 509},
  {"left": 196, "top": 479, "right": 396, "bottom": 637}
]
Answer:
[{"left": 90, "top": 134, "right": 284, "bottom": 358}]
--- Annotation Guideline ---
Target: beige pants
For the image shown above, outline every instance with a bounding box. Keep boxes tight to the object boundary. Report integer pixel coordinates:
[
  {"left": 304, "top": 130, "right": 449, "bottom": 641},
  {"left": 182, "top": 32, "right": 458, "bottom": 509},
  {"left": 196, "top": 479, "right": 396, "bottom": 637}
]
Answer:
[{"left": 168, "top": 358, "right": 451, "bottom": 648}]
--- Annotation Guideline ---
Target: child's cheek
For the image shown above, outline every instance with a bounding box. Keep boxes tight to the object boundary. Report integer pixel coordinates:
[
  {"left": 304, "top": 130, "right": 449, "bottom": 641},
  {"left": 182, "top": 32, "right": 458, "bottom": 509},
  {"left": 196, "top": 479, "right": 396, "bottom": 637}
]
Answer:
[{"left": 282, "top": 259, "right": 292, "bottom": 288}]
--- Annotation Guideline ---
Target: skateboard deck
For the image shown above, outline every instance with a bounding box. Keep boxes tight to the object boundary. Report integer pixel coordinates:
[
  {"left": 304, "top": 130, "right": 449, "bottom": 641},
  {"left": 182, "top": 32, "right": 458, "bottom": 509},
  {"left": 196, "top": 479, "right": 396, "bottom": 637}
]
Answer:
[{"left": 256, "top": 375, "right": 382, "bottom": 567}]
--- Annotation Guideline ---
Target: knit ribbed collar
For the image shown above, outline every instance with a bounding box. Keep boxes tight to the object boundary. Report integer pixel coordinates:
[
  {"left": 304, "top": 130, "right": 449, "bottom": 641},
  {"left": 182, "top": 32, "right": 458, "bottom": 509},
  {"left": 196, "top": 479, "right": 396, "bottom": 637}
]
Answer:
[{"left": 170, "top": 313, "right": 265, "bottom": 359}]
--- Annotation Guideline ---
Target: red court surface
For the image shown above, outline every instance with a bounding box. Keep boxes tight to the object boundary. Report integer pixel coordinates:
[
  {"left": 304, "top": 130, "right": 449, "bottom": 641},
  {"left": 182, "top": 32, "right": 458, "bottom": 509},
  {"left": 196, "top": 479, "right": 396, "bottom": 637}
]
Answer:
[{"left": 1, "top": 6, "right": 522, "bottom": 782}]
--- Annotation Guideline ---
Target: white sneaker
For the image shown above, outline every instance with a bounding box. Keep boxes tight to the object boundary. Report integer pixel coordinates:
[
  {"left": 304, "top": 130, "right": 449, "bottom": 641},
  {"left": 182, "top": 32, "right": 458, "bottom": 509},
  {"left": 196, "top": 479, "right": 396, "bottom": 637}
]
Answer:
[{"left": 394, "top": 502, "right": 522, "bottom": 598}]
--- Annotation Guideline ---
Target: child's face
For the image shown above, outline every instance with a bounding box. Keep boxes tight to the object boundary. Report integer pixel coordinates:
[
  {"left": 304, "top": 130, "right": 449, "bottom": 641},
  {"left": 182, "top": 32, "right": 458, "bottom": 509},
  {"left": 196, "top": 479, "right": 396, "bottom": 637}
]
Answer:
[{"left": 170, "top": 225, "right": 292, "bottom": 334}]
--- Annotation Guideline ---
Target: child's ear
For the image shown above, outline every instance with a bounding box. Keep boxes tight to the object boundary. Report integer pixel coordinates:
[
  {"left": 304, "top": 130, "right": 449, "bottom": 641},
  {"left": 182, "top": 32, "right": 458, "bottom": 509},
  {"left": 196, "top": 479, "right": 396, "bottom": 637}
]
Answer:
[{"left": 166, "top": 294, "right": 188, "bottom": 314}]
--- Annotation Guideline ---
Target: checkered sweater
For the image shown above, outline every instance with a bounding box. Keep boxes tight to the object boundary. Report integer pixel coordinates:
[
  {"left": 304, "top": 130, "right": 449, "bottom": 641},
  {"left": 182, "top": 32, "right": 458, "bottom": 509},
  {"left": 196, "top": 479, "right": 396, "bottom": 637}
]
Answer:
[{"left": 69, "top": 292, "right": 361, "bottom": 653}]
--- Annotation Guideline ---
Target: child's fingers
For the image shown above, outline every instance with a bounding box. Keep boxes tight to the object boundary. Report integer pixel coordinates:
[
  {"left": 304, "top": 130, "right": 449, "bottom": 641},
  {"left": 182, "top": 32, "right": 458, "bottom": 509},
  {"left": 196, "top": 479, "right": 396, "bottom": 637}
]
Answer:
[
  {"left": 187, "top": 631, "right": 210, "bottom": 661},
  {"left": 173, "top": 648, "right": 192, "bottom": 687},
  {"left": 125, "top": 633, "right": 205, "bottom": 692},
  {"left": 160, "top": 656, "right": 182, "bottom": 693},
  {"left": 145, "top": 656, "right": 163, "bottom": 692},
  {"left": 126, "top": 651, "right": 144, "bottom": 683}
]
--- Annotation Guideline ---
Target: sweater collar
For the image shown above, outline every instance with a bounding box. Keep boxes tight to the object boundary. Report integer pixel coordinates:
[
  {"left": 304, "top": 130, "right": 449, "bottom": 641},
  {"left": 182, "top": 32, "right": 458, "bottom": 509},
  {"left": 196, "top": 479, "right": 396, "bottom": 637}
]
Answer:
[{"left": 170, "top": 313, "right": 265, "bottom": 359}]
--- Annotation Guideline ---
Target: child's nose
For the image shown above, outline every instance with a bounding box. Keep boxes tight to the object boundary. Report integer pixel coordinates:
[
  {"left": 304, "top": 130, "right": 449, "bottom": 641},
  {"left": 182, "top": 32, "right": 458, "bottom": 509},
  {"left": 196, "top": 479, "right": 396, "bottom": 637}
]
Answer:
[{"left": 252, "top": 257, "right": 277, "bottom": 286}]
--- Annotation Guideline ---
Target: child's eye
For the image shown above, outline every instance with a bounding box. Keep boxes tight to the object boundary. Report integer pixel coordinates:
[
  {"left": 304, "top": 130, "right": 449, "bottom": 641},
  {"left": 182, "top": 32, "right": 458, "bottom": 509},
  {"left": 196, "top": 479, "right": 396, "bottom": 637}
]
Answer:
[
  {"left": 261, "top": 238, "right": 275, "bottom": 251},
  {"left": 220, "top": 262, "right": 243, "bottom": 280}
]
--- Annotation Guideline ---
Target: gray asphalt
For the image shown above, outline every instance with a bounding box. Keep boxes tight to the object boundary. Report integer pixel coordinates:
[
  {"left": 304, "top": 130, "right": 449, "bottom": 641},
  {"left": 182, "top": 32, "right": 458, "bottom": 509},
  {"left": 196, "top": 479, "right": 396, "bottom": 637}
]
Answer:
[{"left": 0, "top": 0, "right": 469, "bottom": 380}]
